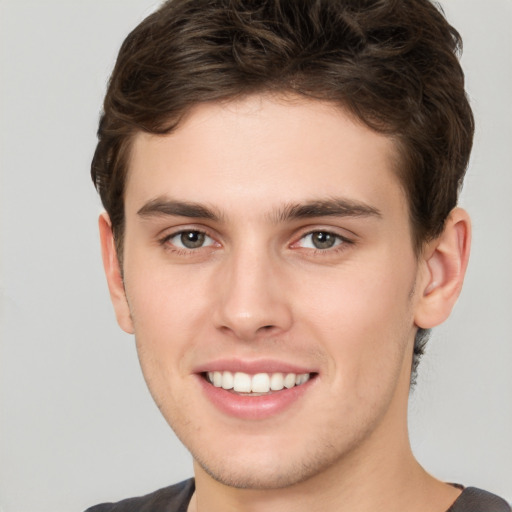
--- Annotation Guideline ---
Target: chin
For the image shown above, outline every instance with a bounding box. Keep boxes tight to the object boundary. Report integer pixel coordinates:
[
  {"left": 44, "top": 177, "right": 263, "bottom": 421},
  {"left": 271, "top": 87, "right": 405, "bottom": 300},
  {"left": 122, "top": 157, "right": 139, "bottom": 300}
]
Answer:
[
  {"left": 197, "top": 457, "right": 317, "bottom": 490},
  {"left": 189, "top": 435, "right": 356, "bottom": 491}
]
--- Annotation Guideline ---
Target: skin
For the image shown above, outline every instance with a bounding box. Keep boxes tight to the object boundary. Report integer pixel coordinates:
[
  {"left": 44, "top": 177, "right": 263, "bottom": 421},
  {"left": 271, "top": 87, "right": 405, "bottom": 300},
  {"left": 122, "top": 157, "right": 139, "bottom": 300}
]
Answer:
[{"left": 100, "top": 94, "right": 471, "bottom": 512}]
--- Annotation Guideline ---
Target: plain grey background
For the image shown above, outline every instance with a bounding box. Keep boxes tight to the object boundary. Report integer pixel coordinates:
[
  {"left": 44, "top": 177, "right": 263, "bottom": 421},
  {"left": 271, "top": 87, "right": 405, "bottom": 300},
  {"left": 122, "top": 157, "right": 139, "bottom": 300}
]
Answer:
[{"left": 0, "top": 1, "right": 511, "bottom": 511}]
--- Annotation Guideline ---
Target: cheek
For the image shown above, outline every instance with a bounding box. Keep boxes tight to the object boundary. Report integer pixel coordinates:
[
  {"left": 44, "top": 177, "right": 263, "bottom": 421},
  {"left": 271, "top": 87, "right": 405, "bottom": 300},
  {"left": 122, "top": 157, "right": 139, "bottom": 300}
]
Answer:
[
  {"left": 299, "top": 255, "right": 414, "bottom": 323},
  {"left": 126, "top": 257, "right": 209, "bottom": 328},
  {"left": 295, "top": 256, "right": 416, "bottom": 378},
  {"left": 126, "top": 266, "right": 208, "bottom": 420},
  {"left": 123, "top": 260, "right": 213, "bottom": 391}
]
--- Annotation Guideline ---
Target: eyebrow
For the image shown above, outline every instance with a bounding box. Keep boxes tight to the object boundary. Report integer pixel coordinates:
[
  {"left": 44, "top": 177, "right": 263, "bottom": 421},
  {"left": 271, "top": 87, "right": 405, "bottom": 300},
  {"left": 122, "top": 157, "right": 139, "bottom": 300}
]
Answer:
[
  {"left": 272, "top": 198, "right": 382, "bottom": 222},
  {"left": 137, "top": 197, "right": 222, "bottom": 221},
  {"left": 137, "top": 196, "right": 381, "bottom": 223}
]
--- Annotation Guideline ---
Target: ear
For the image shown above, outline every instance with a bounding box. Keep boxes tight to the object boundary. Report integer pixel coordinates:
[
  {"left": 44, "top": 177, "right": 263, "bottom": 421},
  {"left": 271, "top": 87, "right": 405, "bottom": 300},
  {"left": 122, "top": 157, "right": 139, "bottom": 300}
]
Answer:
[
  {"left": 99, "top": 212, "right": 134, "bottom": 334},
  {"left": 414, "top": 207, "right": 471, "bottom": 329}
]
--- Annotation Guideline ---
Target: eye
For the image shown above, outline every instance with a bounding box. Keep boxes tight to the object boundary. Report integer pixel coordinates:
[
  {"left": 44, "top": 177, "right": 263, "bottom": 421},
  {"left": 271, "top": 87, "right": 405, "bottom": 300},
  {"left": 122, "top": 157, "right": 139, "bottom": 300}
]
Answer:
[
  {"left": 164, "top": 230, "right": 216, "bottom": 250},
  {"left": 298, "top": 231, "right": 345, "bottom": 250}
]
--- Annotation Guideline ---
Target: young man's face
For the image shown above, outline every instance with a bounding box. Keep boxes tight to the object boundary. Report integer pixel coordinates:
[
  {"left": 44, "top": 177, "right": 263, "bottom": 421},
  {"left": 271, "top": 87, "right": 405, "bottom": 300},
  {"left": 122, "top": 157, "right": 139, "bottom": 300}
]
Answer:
[{"left": 107, "top": 95, "right": 430, "bottom": 489}]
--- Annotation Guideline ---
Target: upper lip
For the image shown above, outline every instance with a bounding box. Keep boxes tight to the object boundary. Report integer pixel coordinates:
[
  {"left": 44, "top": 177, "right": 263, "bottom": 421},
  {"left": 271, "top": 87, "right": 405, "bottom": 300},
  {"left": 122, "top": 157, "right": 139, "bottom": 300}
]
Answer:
[{"left": 193, "top": 358, "right": 317, "bottom": 375}]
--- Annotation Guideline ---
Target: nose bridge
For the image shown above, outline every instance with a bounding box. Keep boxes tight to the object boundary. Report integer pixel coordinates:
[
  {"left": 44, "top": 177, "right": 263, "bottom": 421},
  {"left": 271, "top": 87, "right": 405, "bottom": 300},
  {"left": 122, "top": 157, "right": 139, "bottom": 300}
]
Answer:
[{"left": 214, "top": 240, "right": 292, "bottom": 340}]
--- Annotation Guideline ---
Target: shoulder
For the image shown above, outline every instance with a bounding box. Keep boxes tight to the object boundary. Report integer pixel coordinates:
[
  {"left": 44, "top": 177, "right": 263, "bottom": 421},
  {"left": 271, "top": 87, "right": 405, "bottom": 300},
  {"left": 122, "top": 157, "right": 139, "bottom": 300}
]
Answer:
[
  {"left": 84, "top": 479, "right": 195, "bottom": 512},
  {"left": 448, "top": 487, "right": 511, "bottom": 512}
]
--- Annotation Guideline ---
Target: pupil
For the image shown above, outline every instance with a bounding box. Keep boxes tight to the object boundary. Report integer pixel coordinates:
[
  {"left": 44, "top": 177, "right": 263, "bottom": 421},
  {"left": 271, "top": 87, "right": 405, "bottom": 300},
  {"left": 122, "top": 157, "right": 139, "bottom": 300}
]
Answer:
[
  {"left": 313, "top": 232, "right": 336, "bottom": 249},
  {"left": 181, "top": 231, "right": 205, "bottom": 249}
]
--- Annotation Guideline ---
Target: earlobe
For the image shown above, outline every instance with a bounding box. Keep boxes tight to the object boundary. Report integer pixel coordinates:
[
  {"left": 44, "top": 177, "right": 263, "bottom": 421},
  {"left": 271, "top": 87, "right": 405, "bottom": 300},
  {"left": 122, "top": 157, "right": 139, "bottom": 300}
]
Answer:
[
  {"left": 98, "top": 212, "right": 134, "bottom": 334},
  {"left": 414, "top": 207, "right": 471, "bottom": 329}
]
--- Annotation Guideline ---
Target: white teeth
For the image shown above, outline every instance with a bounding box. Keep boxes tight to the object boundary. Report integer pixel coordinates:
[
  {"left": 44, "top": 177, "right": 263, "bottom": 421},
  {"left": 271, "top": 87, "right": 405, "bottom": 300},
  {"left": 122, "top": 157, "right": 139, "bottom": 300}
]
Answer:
[
  {"left": 251, "top": 373, "right": 270, "bottom": 393},
  {"left": 233, "top": 372, "right": 252, "bottom": 392},
  {"left": 221, "top": 371, "right": 234, "bottom": 390},
  {"left": 270, "top": 373, "right": 284, "bottom": 391},
  {"left": 207, "top": 371, "right": 311, "bottom": 393},
  {"left": 296, "top": 374, "right": 309, "bottom": 385},
  {"left": 213, "top": 371, "right": 222, "bottom": 387},
  {"left": 284, "top": 373, "right": 296, "bottom": 389}
]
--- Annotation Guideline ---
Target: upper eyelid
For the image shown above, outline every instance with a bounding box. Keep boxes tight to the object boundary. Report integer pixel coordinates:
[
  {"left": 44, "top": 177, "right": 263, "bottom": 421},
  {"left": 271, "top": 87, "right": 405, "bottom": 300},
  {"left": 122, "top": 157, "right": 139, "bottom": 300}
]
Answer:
[
  {"left": 159, "top": 225, "right": 216, "bottom": 239},
  {"left": 158, "top": 228, "right": 218, "bottom": 248},
  {"left": 156, "top": 225, "right": 356, "bottom": 247},
  {"left": 301, "top": 231, "right": 348, "bottom": 241},
  {"left": 302, "top": 228, "right": 351, "bottom": 239},
  {"left": 294, "top": 232, "right": 352, "bottom": 248},
  {"left": 293, "top": 226, "right": 356, "bottom": 243}
]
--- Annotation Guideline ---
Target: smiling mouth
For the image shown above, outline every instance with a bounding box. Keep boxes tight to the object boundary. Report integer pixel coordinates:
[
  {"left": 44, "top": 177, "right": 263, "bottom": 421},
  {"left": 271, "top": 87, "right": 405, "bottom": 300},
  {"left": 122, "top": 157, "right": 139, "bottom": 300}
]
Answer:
[{"left": 204, "top": 371, "right": 315, "bottom": 395}]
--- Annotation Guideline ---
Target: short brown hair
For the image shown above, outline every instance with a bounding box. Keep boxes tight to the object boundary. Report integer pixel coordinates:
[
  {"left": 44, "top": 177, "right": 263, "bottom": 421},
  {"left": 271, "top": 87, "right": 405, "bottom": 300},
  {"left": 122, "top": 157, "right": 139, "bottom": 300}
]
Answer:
[{"left": 91, "top": 0, "right": 474, "bottom": 378}]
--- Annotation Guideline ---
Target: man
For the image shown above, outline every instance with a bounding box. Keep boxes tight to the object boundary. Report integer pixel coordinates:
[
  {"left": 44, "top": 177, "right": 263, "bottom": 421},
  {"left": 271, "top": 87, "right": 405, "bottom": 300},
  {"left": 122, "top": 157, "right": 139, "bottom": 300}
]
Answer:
[{"left": 87, "top": 0, "right": 510, "bottom": 510}]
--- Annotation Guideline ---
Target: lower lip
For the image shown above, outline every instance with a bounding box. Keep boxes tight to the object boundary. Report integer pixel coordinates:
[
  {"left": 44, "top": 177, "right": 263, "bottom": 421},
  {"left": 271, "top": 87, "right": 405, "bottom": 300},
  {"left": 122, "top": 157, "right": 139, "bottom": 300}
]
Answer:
[{"left": 197, "top": 375, "right": 315, "bottom": 420}]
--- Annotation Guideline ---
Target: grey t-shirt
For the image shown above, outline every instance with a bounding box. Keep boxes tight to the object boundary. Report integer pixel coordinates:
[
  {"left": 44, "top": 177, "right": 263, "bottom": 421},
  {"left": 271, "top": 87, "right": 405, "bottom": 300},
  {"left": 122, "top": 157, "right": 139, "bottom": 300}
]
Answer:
[{"left": 85, "top": 479, "right": 511, "bottom": 512}]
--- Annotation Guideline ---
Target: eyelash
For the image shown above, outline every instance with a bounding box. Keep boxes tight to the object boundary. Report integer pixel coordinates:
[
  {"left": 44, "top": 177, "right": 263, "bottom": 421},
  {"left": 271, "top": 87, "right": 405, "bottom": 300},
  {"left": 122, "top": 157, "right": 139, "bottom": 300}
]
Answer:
[
  {"left": 159, "top": 229, "right": 216, "bottom": 254},
  {"left": 158, "top": 228, "right": 354, "bottom": 255},
  {"left": 293, "top": 230, "right": 353, "bottom": 254}
]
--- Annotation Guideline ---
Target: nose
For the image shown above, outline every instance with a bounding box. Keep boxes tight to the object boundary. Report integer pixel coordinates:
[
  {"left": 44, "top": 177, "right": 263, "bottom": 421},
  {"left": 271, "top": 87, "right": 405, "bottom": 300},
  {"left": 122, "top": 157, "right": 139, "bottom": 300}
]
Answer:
[{"left": 212, "top": 246, "right": 293, "bottom": 341}]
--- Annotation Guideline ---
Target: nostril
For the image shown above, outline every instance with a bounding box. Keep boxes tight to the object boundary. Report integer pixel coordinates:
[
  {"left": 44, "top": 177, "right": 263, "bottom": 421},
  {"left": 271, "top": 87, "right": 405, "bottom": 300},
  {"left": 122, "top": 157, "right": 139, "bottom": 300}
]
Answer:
[{"left": 257, "top": 325, "right": 277, "bottom": 334}]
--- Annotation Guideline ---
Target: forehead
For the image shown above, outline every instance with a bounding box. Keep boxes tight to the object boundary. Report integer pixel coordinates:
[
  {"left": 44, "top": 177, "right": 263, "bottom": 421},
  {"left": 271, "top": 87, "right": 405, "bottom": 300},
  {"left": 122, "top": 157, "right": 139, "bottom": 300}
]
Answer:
[{"left": 125, "top": 94, "right": 406, "bottom": 221}]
